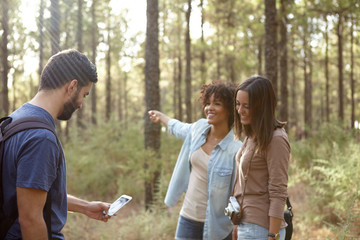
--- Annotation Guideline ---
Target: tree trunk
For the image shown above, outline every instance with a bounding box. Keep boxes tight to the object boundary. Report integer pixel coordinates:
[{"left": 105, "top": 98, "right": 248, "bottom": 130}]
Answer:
[
  {"left": 50, "top": 0, "right": 61, "bottom": 55},
  {"left": 200, "top": 0, "right": 206, "bottom": 85},
  {"left": 105, "top": 26, "right": 111, "bottom": 122},
  {"left": 76, "top": 0, "right": 85, "bottom": 129},
  {"left": 62, "top": 0, "right": 73, "bottom": 49},
  {"left": 290, "top": 35, "right": 297, "bottom": 130},
  {"left": 336, "top": 13, "right": 344, "bottom": 121},
  {"left": 303, "top": 25, "right": 311, "bottom": 137},
  {"left": 124, "top": 72, "right": 128, "bottom": 128},
  {"left": 350, "top": 16, "right": 355, "bottom": 128},
  {"left": 91, "top": 0, "right": 98, "bottom": 125},
  {"left": 173, "top": 59, "right": 178, "bottom": 118},
  {"left": 1, "top": 0, "right": 9, "bottom": 116},
  {"left": 175, "top": 4, "right": 183, "bottom": 122},
  {"left": 264, "top": 0, "right": 278, "bottom": 94},
  {"left": 324, "top": 15, "right": 330, "bottom": 122},
  {"left": 145, "top": 0, "right": 161, "bottom": 210},
  {"left": 62, "top": 0, "right": 73, "bottom": 139},
  {"left": 257, "top": 38, "right": 263, "bottom": 76},
  {"left": 38, "top": 0, "right": 44, "bottom": 84},
  {"left": 50, "top": 0, "right": 61, "bottom": 133},
  {"left": 216, "top": 26, "right": 221, "bottom": 80},
  {"left": 185, "top": 0, "right": 192, "bottom": 122},
  {"left": 177, "top": 56, "right": 183, "bottom": 121},
  {"left": 279, "top": 0, "right": 288, "bottom": 126},
  {"left": 118, "top": 74, "right": 123, "bottom": 122}
]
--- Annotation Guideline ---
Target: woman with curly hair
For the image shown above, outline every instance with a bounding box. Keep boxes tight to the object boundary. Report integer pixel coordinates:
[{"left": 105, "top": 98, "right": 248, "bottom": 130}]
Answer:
[{"left": 149, "top": 81, "right": 242, "bottom": 240}]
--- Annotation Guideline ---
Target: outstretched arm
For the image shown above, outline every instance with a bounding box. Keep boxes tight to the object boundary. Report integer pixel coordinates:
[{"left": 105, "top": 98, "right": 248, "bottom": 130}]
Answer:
[
  {"left": 148, "top": 110, "right": 171, "bottom": 127},
  {"left": 67, "top": 195, "right": 111, "bottom": 222}
]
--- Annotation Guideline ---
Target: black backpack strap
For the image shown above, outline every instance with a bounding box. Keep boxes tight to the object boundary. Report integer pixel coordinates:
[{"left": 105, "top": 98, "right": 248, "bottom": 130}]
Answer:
[
  {"left": 1, "top": 116, "right": 61, "bottom": 239},
  {"left": 2, "top": 116, "right": 57, "bottom": 141},
  {"left": 0, "top": 117, "right": 12, "bottom": 135},
  {"left": 286, "top": 196, "right": 294, "bottom": 217}
]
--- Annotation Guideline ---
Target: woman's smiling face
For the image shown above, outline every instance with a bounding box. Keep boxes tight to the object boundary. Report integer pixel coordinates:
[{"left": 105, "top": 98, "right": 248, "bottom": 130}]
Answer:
[
  {"left": 235, "top": 90, "right": 251, "bottom": 125},
  {"left": 204, "top": 94, "right": 230, "bottom": 127}
]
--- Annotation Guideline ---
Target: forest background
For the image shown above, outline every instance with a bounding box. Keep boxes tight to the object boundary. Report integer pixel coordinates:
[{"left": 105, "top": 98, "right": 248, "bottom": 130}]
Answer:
[{"left": 1, "top": 0, "right": 360, "bottom": 239}]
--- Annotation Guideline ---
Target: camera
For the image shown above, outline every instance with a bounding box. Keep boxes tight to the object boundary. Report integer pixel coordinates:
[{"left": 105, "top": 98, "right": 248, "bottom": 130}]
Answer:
[{"left": 224, "top": 196, "right": 241, "bottom": 219}]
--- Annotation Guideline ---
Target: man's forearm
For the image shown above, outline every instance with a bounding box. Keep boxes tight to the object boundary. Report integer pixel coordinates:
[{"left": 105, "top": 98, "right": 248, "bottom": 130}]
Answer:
[
  {"left": 67, "top": 194, "right": 110, "bottom": 221},
  {"left": 19, "top": 216, "right": 48, "bottom": 240},
  {"left": 67, "top": 194, "right": 89, "bottom": 214}
]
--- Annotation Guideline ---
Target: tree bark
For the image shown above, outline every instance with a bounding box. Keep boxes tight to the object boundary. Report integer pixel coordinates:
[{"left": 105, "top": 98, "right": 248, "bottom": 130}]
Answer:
[
  {"left": 264, "top": 0, "right": 278, "bottom": 94},
  {"left": 50, "top": 0, "right": 61, "bottom": 55},
  {"left": 177, "top": 56, "right": 183, "bottom": 121},
  {"left": 38, "top": 0, "right": 44, "bottom": 84},
  {"left": 50, "top": 0, "right": 61, "bottom": 133},
  {"left": 279, "top": 0, "right": 288, "bottom": 127},
  {"left": 76, "top": 0, "right": 85, "bottom": 129},
  {"left": 185, "top": 0, "right": 192, "bottom": 122},
  {"left": 336, "top": 13, "right": 344, "bottom": 121},
  {"left": 303, "top": 24, "right": 312, "bottom": 137},
  {"left": 350, "top": 16, "right": 355, "bottom": 128},
  {"left": 324, "top": 15, "right": 330, "bottom": 122},
  {"left": 173, "top": 59, "right": 178, "bottom": 118},
  {"left": 145, "top": 0, "right": 161, "bottom": 210},
  {"left": 1, "top": 0, "right": 9, "bottom": 116},
  {"left": 200, "top": 0, "right": 206, "bottom": 85},
  {"left": 257, "top": 38, "right": 263, "bottom": 76},
  {"left": 290, "top": 35, "right": 297, "bottom": 130},
  {"left": 91, "top": 0, "right": 98, "bottom": 125},
  {"left": 105, "top": 24, "right": 111, "bottom": 122},
  {"left": 124, "top": 72, "right": 128, "bottom": 127},
  {"left": 118, "top": 74, "right": 123, "bottom": 122}
]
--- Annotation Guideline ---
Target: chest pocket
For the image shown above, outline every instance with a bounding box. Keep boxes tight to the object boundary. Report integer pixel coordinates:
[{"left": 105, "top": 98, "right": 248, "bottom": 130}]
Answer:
[{"left": 212, "top": 167, "right": 232, "bottom": 189}]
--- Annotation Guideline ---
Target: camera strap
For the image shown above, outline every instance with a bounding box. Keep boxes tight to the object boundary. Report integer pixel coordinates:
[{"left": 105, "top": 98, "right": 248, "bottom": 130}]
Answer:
[
  {"left": 232, "top": 137, "right": 256, "bottom": 212},
  {"left": 239, "top": 140, "right": 255, "bottom": 209}
]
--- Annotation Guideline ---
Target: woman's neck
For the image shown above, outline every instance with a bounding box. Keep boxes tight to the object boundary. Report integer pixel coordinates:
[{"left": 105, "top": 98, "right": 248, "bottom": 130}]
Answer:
[{"left": 208, "top": 124, "right": 230, "bottom": 141}]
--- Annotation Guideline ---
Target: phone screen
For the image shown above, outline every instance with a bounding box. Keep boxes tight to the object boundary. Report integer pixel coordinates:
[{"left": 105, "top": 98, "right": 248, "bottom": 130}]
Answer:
[{"left": 107, "top": 195, "right": 132, "bottom": 216}]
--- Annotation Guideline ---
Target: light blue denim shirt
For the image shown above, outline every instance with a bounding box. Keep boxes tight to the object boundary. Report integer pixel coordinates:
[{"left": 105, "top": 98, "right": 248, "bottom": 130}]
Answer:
[{"left": 164, "top": 118, "right": 242, "bottom": 240}]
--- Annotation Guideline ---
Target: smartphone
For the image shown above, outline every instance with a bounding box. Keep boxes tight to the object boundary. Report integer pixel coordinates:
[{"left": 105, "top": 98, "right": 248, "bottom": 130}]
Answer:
[{"left": 106, "top": 195, "right": 132, "bottom": 216}]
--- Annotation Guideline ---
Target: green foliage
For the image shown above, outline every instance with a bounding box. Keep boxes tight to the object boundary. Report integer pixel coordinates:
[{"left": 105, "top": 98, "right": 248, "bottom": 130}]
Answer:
[
  {"left": 63, "top": 119, "right": 360, "bottom": 238},
  {"left": 290, "top": 122, "right": 353, "bottom": 168},
  {"left": 64, "top": 202, "right": 180, "bottom": 240},
  {"left": 63, "top": 118, "right": 183, "bottom": 238},
  {"left": 64, "top": 118, "right": 182, "bottom": 202},
  {"left": 290, "top": 121, "right": 360, "bottom": 235}
]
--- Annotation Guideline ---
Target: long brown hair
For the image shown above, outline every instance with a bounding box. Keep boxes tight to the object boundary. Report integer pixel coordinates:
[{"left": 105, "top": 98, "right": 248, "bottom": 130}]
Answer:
[{"left": 234, "top": 76, "right": 285, "bottom": 152}]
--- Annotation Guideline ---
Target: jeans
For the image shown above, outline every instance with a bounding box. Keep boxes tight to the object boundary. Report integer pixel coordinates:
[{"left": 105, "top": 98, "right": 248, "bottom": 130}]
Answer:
[
  {"left": 175, "top": 215, "right": 232, "bottom": 240},
  {"left": 236, "top": 222, "right": 286, "bottom": 240}
]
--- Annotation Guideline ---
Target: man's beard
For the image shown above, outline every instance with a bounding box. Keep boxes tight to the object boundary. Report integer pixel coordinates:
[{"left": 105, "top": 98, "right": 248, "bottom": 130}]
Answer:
[{"left": 57, "top": 92, "right": 78, "bottom": 121}]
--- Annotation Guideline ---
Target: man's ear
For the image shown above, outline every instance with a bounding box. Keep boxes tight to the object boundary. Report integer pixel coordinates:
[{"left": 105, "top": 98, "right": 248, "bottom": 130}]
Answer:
[{"left": 65, "top": 79, "right": 78, "bottom": 95}]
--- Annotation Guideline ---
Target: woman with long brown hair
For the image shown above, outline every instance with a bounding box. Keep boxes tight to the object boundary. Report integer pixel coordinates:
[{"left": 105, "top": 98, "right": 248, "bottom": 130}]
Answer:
[{"left": 232, "top": 76, "right": 290, "bottom": 240}]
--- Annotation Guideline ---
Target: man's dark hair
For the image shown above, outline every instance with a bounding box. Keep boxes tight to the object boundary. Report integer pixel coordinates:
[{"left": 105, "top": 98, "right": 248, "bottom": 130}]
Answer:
[
  {"left": 39, "top": 49, "right": 98, "bottom": 90},
  {"left": 200, "top": 80, "right": 237, "bottom": 128}
]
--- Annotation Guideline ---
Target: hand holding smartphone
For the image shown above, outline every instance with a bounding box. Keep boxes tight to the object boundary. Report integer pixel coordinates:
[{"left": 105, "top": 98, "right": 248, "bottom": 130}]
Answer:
[{"left": 105, "top": 195, "right": 132, "bottom": 216}]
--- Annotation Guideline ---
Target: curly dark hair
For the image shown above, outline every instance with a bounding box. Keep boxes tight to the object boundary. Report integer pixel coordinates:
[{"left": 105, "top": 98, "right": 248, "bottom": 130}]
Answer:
[
  {"left": 39, "top": 49, "right": 98, "bottom": 90},
  {"left": 200, "top": 80, "right": 237, "bottom": 128}
]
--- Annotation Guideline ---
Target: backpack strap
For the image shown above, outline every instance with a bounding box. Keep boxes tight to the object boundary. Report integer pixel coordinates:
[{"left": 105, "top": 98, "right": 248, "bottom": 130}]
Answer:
[
  {"left": 286, "top": 196, "right": 294, "bottom": 217},
  {"left": 0, "top": 116, "right": 62, "bottom": 239}
]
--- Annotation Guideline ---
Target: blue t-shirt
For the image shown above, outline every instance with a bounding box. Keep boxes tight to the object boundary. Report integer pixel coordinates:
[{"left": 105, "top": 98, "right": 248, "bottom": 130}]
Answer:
[{"left": 2, "top": 103, "right": 67, "bottom": 240}]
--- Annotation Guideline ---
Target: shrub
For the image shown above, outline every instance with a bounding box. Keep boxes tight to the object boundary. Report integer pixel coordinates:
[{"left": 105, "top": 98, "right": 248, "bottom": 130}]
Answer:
[{"left": 290, "top": 122, "right": 360, "bottom": 236}]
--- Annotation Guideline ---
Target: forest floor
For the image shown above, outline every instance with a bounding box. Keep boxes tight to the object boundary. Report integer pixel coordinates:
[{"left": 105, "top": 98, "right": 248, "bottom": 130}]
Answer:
[{"left": 62, "top": 181, "right": 360, "bottom": 239}]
